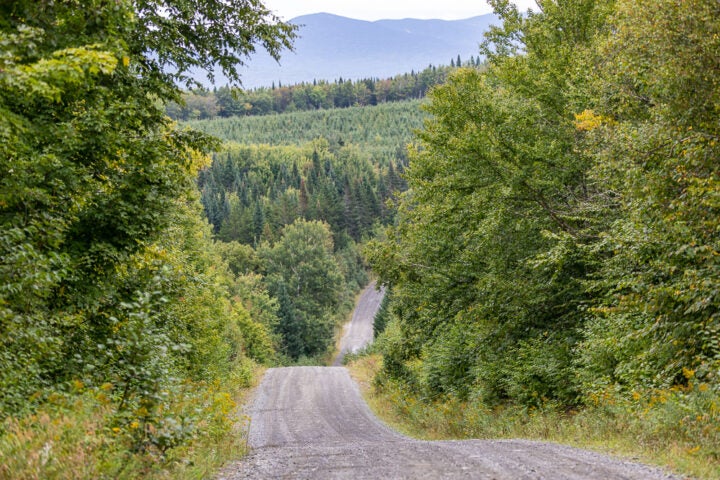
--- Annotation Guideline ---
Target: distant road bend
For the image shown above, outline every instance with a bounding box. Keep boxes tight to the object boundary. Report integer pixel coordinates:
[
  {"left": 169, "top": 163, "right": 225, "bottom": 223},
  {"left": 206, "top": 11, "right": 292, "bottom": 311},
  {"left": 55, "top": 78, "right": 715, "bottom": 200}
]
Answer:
[{"left": 219, "top": 283, "right": 677, "bottom": 480}]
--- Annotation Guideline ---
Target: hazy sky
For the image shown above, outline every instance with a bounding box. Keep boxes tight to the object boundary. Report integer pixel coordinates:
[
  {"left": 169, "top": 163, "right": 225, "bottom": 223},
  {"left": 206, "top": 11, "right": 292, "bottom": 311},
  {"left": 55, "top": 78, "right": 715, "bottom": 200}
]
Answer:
[{"left": 263, "top": 0, "right": 539, "bottom": 21}]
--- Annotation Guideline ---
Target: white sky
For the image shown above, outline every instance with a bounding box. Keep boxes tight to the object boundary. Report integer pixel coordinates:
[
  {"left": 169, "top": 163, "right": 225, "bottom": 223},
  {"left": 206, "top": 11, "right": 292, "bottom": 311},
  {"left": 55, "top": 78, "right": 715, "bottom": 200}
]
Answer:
[{"left": 263, "top": 0, "right": 538, "bottom": 21}]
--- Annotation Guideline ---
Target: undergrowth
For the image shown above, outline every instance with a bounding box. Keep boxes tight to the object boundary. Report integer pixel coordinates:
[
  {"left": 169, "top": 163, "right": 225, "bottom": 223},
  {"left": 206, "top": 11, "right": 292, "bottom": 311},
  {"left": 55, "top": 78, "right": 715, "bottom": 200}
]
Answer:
[
  {"left": 0, "top": 361, "right": 261, "bottom": 480},
  {"left": 348, "top": 354, "right": 720, "bottom": 480}
]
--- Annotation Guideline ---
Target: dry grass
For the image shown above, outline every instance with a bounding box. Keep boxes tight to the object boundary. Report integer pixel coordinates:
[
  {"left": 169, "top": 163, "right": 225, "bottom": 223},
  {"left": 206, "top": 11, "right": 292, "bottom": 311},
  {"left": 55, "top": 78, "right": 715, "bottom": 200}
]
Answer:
[{"left": 0, "top": 364, "right": 265, "bottom": 480}]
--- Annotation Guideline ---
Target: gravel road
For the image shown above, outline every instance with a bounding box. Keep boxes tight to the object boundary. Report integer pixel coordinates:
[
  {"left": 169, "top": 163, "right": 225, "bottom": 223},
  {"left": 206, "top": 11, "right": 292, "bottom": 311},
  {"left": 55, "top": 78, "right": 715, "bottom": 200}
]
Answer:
[
  {"left": 219, "top": 284, "right": 680, "bottom": 480},
  {"left": 333, "top": 281, "right": 385, "bottom": 365}
]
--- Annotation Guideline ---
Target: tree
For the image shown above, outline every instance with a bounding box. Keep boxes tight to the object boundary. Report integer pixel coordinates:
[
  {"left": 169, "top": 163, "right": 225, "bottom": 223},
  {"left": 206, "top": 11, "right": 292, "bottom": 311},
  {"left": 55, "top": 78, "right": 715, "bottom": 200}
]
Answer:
[
  {"left": 253, "top": 201, "right": 266, "bottom": 244},
  {"left": 0, "top": 0, "right": 295, "bottom": 418},
  {"left": 366, "top": 0, "right": 613, "bottom": 405},
  {"left": 259, "top": 220, "right": 344, "bottom": 359},
  {"left": 578, "top": 0, "right": 720, "bottom": 390}
]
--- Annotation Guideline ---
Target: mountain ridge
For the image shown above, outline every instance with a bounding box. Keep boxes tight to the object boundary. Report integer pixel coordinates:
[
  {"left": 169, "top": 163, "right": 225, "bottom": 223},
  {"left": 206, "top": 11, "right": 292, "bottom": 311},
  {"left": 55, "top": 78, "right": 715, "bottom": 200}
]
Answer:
[{"left": 200, "top": 13, "right": 498, "bottom": 88}]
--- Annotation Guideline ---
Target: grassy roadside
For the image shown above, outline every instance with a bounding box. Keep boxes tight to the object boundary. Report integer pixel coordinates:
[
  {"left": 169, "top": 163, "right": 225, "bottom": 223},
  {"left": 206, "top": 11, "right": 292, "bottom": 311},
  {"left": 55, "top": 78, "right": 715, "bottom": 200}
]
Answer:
[
  {"left": 347, "top": 354, "right": 719, "bottom": 480},
  {"left": 0, "top": 362, "right": 265, "bottom": 480}
]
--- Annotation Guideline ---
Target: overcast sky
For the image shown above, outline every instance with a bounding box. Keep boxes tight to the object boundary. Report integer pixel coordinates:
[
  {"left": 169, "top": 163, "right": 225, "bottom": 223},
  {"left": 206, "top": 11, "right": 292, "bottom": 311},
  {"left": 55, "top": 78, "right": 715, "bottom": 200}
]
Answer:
[{"left": 263, "top": 0, "right": 539, "bottom": 21}]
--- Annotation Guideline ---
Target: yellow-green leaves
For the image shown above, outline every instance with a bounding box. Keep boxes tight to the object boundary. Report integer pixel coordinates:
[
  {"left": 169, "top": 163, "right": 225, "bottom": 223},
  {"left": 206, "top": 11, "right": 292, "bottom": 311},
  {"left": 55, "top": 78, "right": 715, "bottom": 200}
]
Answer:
[
  {"left": 573, "top": 109, "right": 611, "bottom": 132},
  {"left": 1, "top": 42, "right": 117, "bottom": 103}
]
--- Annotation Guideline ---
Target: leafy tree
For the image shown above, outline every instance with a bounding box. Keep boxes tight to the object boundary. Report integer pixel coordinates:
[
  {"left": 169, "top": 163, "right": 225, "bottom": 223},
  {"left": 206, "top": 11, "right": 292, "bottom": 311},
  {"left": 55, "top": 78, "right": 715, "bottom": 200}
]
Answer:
[
  {"left": 0, "top": 0, "right": 294, "bottom": 422},
  {"left": 578, "top": 0, "right": 720, "bottom": 390},
  {"left": 259, "top": 220, "right": 344, "bottom": 359},
  {"left": 367, "top": 0, "right": 613, "bottom": 405},
  {"left": 367, "top": 0, "right": 720, "bottom": 411}
]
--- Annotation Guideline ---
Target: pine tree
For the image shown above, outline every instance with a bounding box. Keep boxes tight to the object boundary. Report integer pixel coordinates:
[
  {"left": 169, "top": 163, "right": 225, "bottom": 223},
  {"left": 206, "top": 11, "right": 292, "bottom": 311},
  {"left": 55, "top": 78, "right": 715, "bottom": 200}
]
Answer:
[{"left": 252, "top": 202, "right": 265, "bottom": 245}]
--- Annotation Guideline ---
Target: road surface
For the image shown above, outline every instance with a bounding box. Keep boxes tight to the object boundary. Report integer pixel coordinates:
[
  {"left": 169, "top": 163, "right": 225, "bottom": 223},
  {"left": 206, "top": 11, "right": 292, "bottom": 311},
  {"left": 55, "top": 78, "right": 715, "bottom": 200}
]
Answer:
[
  {"left": 219, "top": 284, "right": 678, "bottom": 480},
  {"left": 333, "top": 281, "right": 385, "bottom": 365}
]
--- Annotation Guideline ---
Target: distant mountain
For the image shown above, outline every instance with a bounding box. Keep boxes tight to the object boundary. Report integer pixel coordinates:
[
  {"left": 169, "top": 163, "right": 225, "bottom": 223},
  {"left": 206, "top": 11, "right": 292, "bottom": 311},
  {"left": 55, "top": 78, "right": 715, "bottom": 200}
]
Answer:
[{"left": 199, "top": 13, "right": 499, "bottom": 88}]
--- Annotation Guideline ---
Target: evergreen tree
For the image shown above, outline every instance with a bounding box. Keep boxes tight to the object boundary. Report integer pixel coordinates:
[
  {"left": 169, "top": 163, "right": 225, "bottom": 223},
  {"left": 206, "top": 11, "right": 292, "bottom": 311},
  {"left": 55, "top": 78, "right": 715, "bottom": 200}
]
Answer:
[{"left": 252, "top": 201, "right": 265, "bottom": 245}]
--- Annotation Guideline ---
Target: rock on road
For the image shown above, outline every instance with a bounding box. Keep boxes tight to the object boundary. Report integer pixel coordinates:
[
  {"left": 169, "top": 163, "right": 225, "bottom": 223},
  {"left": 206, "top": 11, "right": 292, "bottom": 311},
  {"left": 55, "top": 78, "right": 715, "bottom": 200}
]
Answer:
[{"left": 219, "top": 283, "right": 679, "bottom": 480}]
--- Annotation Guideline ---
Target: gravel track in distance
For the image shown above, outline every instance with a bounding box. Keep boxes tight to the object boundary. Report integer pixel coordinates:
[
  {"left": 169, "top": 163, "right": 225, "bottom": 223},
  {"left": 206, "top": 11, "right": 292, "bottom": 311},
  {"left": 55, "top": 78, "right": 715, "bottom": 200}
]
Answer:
[{"left": 333, "top": 281, "right": 385, "bottom": 366}]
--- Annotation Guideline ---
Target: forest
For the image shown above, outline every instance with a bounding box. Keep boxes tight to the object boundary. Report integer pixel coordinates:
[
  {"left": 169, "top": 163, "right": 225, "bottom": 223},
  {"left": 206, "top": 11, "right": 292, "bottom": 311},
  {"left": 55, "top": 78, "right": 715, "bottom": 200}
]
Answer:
[
  {"left": 2, "top": 0, "right": 719, "bottom": 477},
  {"left": 188, "top": 99, "right": 424, "bottom": 160},
  {"left": 365, "top": 0, "right": 719, "bottom": 471},
  {"left": 165, "top": 59, "right": 482, "bottom": 120},
  {"left": 190, "top": 102, "right": 416, "bottom": 361},
  {"left": 190, "top": 101, "right": 420, "bottom": 245}
]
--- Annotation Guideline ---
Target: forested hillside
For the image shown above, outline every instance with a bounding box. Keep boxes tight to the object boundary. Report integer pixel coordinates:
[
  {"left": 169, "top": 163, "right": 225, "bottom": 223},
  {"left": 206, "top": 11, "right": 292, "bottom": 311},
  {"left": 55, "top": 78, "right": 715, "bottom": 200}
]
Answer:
[
  {"left": 189, "top": 98, "right": 423, "bottom": 160},
  {"left": 187, "top": 100, "right": 421, "bottom": 362},
  {"left": 366, "top": 0, "right": 719, "bottom": 471},
  {"left": 167, "top": 65, "right": 460, "bottom": 119},
  {"left": 198, "top": 142, "right": 402, "bottom": 244},
  {"left": 189, "top": 100, "right": 421, "bottom": 250}
]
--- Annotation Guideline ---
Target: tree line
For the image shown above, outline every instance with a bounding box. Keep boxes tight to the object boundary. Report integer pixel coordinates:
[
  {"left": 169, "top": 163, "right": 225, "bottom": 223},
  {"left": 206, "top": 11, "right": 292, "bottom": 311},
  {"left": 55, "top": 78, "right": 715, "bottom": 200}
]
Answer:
[{"left": 165, "top": 62, "right": 482, "bottom": 120}]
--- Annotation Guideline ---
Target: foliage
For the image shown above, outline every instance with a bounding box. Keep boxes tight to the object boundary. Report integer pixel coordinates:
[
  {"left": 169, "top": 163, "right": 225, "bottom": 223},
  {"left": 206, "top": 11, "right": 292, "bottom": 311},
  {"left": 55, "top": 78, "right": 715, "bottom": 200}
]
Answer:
[
  {"left": 577, "top": 0, "right": 720, "bottom": 391},
  {"left": 197, "top": 141, "right": 402, "bottom": 246},
  {"left": 373, "top": 288, "right": 392, "bottom": 339},
  {"left": 348, "top": 354, "right": 720, "bottom": 480},
  {"left": 188, "top": 99, "right": 424, "bottom": 164},
  {"left": 0, "top": 366, "right": 258, "bottom": 480},
  {"left": 0, "top": 0, "right": 294, "bottom": 471},
  {"left": 166, "top": 64, "right": 460, "bottom": 119},
  {"left": 258, "top": 220, "right": 346, "bottom": 360},
  {"left": 190, "top": 99, "right": 422, "bottom": 362},
  {"left": 366, "top": 0, "right": 609, "bottom": 405},
  {"left": 129, "top": 0, "right": 296, "bottom": 89},
  {"left": 366, "top": 0, "right": 720, "bottom": 422}
]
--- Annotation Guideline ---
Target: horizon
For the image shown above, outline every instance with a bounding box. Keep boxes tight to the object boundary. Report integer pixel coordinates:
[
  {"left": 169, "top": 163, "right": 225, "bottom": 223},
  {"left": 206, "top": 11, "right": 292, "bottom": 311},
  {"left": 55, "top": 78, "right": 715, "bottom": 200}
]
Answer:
[
  {"left": 263, "top": 0, "right": 536, "bottom": 22},
  {"left": 286, "top": 11, "right": 494, "bottom": 22},
  {"left": 198, "top": 12, "right": 501, "bottom": 89}
]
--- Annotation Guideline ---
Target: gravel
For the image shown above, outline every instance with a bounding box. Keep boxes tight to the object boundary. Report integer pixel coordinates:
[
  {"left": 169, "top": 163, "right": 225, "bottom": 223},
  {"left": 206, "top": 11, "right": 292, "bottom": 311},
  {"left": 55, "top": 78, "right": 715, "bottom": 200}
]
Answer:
[
  {"left": 218, "top": 284, "right": 681, "bottom": 480},
  {"left": 333, "top": 281, "right": 385, "bottom": 366}
]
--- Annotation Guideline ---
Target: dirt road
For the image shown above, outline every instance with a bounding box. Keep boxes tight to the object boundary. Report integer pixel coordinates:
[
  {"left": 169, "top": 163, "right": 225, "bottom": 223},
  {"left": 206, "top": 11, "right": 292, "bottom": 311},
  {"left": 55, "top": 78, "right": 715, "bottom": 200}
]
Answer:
[
  {"left": 333, "top": 281, "right": 385, "bottom": 365},
  {"left": 219, "top": 284, "right": 679, "bottom": 480}
]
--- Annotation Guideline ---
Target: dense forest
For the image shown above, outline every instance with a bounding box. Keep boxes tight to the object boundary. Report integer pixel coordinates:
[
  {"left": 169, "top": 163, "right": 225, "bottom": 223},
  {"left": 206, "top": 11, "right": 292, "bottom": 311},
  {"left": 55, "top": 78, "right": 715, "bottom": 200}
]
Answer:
[
  {"left": 3, "top": 0, "right": 719, "bottom": 477},
  {"left": 188, "top": 99, "right": 424, "bottom": 160},
  {"left": 198, "top": 142, "right": 403, "bottom": 244},
  {"left": 189, "top": 100, "right": 420, "bottom": 246},
  {"left": 366, "top": 0, "right": 719, "bottom": 457},
  {"left": 165, "top": 59, "right": 482, "bottom": 120},
  {"left": 0, "top": 0, "right": 297, "bottom": 477},
  {"left": 190, "top": 101, "right": 417, "bottom": 362}
]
